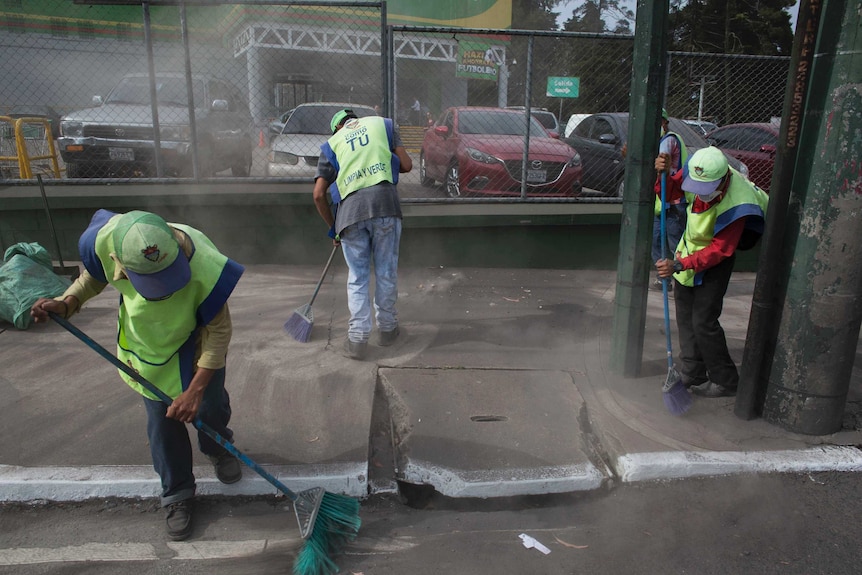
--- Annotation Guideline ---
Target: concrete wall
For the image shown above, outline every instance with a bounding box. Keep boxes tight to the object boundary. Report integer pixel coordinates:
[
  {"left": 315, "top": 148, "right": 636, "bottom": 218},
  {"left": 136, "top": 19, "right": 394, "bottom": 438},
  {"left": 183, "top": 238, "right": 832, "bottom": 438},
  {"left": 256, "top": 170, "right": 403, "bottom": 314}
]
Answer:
[{"left": 0, "top": 181, "right": 760, "bottom": 272}]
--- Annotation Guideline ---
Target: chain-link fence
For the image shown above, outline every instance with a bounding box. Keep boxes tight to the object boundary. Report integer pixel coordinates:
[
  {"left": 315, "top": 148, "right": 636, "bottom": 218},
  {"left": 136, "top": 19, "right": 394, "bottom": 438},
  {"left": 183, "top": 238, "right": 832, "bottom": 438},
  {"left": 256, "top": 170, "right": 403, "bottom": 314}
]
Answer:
[
  {"left": 0, "top": 2, "right": 789, "bottom": 199},
  {"left": 0, "top": 1, "right": 384, "bottom": 180},
  {"left": 390, "top": 27, "right": 633, "bottom": 199},
  {"left": 664, "top": 52, "right": 790, "bottom": 191}
]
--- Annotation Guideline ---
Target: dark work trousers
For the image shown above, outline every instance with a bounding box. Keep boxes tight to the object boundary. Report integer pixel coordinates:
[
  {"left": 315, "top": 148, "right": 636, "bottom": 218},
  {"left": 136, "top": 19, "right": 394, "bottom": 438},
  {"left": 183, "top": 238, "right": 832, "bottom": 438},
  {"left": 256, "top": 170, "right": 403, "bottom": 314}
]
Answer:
[
  {"left": 142, "top": 367, "right": 233, "bottom": 506},
  {"left": 672, "top": 254, "right": 739, "bottom": 389}
]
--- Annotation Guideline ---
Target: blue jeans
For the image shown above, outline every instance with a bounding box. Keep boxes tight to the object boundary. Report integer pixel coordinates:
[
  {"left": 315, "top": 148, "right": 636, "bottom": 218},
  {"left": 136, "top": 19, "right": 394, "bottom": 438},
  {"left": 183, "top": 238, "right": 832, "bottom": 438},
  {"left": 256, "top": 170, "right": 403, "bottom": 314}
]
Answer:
[
  {"left": 143, "top": 366, "right": 233, "bottom": 506},
  {"left": 652, "top": 204, "right": 687, "bottom": 263},
  {"left": 339, "top": 216, "right": 401, "bottom": 342}
]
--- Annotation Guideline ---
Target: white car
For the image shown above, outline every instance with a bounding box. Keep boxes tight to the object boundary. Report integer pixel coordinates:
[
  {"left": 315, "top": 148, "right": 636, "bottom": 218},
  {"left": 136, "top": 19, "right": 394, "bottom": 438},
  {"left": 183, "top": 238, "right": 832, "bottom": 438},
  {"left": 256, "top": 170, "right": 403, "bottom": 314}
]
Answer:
[{"left": 266, "top": 102, "right": 377, "bottom": 177}]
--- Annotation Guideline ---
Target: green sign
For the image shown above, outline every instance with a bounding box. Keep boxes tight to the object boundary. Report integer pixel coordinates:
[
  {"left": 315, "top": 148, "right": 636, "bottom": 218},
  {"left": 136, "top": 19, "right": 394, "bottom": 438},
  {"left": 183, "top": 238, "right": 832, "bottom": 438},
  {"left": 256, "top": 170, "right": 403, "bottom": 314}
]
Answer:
[
  {"left": 546, "top": 76, "right": 579, "bottom": 98},
  {"left": 456, "top": 41, "right": 499, "bottom": 82}
]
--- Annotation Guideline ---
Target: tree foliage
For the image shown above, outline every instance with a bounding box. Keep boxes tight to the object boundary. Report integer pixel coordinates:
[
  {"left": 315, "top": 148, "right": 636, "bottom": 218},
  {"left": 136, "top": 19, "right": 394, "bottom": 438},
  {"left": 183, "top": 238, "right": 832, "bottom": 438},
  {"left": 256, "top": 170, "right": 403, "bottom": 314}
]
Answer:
[
  {"left": 511, "top": 0, "right": 563, "bottom": 30},
  {"left": 669, "top": 0, "right": 795, "bottom": 55},
  {"left": 562, "top": 0, "right": 635, "bottom": 34}
]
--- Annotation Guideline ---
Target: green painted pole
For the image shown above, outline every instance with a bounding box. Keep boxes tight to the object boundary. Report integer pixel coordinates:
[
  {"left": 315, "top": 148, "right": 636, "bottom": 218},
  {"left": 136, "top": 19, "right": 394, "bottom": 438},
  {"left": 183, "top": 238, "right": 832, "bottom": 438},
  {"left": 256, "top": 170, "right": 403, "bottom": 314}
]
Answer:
[
  {"left": 610, "top": 0, "right": 668, "bottom": 376},
  {"left": 762, "top": 0, "right": 862, "bottom": 434},
  {"left": 735, "top": 0, "right": 825, "bottom": 420}
]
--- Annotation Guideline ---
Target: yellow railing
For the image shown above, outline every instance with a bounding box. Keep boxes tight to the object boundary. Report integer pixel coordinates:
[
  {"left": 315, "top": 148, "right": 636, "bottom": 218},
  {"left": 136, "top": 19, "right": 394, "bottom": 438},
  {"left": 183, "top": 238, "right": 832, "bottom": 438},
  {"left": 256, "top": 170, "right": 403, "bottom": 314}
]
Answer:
[{"left": 0, "top": 116, "right": 62, "bottom": 179}]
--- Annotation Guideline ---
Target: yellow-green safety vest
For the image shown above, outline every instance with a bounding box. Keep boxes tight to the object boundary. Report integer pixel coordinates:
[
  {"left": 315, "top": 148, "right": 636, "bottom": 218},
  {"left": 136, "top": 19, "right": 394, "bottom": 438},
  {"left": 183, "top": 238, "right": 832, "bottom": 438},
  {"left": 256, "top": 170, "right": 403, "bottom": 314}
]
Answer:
[
  {"left": 654, "top": 131, "right": 689, "bottom": 216},
  {"left": 85, "top": 210, "right": 244, "bottom": 400},
  {"left": 324, "top": 116, "right": 395, "bottom": 201},
  {"left": 674, "top": 169, "right": 769, "bottom": 287}
]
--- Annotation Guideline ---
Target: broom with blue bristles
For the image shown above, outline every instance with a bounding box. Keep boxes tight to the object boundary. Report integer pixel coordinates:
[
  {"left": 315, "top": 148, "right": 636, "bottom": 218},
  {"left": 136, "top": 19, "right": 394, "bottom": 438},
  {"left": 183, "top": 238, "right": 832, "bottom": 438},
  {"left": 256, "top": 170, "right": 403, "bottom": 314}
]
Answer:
[
  {"left": 49, "top": 312, "right": 360, "bottom": 575},
  {"left": 659, "top": 171, "right": 693, "bottom": 416}
]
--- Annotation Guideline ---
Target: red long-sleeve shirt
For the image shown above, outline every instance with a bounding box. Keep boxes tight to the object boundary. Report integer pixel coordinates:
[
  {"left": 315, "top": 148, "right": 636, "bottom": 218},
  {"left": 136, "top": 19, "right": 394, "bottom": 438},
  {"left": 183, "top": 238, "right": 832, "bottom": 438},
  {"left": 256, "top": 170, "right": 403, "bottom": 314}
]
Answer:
[{"left": 658, "top": 170, "right": 746, "bottom": 273}]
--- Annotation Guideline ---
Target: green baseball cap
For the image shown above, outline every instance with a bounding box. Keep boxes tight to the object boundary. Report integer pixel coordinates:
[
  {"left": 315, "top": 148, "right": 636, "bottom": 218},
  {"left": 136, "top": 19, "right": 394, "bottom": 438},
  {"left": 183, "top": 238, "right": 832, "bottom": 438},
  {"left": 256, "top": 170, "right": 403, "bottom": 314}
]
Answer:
[
  {"left": 330, "top": 109, "right": 357, "bottom": 134},
  {"left": 661, "top": 108, "right": 669, "bottom": 121},
  {"left": 683, "top": 146, "right": 729, "bottom": 196},
  {"left": 112, "top": 210, "right": 190, "bottom": 299}
]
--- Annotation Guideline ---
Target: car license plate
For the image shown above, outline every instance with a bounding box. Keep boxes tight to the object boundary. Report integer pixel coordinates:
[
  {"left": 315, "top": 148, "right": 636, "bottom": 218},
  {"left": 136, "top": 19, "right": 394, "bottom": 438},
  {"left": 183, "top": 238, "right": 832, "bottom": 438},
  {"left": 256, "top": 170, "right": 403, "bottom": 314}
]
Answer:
[
  {"left": 527, "top": 169, "right": 546, "bottom": 183},
  {"left": 109, "top": 147, "right": 134, "bottom": 161}
]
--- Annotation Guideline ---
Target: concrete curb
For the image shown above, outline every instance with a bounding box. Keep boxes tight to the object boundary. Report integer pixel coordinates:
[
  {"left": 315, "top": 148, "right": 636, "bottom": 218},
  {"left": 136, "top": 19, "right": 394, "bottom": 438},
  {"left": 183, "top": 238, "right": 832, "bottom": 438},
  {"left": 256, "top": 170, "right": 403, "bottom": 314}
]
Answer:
[
  {"left": 614, "top": 446, "right": 862, "bottom": 483},
  {"left": 0, "top": 463, "right": 368, "bottom": 502}
]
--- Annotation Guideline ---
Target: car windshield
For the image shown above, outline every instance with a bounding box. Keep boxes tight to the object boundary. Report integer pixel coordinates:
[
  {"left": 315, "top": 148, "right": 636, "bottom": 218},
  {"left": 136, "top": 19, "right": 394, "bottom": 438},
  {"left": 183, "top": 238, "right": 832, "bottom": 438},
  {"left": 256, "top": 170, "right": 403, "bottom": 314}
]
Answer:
[
  {"left": 106, "top": 77, "right": 205, "bottom": 107},
  {"left": 458, "top": 110, "right": 547, "bottom": 137},
  {"left": 532, "top": 113, "right": 557, "bottom": 130},
  {"left": 283, "top": 105, "right": 375, "bottom": 135}
]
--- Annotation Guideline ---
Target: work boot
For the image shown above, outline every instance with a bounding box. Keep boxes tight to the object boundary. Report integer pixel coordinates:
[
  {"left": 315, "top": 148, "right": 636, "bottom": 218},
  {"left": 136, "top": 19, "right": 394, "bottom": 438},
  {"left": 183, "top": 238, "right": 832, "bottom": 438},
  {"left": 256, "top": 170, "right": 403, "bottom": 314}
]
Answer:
[
  {"left": 691, "top": 381, "right": 737, "bottom": 398},
  {"left": 165, "top": 500, "right": 192, "bottom": 541},
  {"left": 343, "top": 339, "right": 368, "bottom": 360},
  {"left": 208, "top": 452, "right": 242, "bottom": 484},
  {"left": 377, "top": 326, "right": 400, "bottom": 346}
]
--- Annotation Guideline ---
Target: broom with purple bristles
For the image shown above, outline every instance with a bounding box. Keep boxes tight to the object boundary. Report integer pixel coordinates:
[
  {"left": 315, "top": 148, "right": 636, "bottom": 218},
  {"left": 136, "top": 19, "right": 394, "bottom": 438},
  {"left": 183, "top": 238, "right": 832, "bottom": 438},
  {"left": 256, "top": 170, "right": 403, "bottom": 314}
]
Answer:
[
  {"left": 285, "top": 244, "right": 339, "bottom": 342},
  {"left": 659, "top": 171, "right": 693, "bottom": 416}
]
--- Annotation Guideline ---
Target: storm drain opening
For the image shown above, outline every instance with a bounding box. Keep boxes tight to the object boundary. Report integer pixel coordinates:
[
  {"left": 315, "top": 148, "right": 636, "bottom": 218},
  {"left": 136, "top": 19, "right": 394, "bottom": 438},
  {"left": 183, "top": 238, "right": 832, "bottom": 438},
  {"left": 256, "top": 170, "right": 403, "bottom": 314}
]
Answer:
[{"left": 470, "top": 415, "right": 509, "bottom": 422}]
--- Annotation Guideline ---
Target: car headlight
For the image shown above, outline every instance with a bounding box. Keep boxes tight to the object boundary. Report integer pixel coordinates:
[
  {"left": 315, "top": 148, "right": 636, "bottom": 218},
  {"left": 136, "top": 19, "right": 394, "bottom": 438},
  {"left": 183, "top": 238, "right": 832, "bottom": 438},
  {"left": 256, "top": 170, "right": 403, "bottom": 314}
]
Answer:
[
  {"left": 466, "top": 147, "right": 498, "bottom": 164},
  {"left": 159, "top": 125, "right": 191, "bottom": 141},
  {"left": 61, "top": 121, "right": 83, "bottom": 137},
  {"left": 567, "top": 152, "right": 582, "bottom": 167},
  {"left": 268, "top": 151, "right": 299, "bottom": 165}
]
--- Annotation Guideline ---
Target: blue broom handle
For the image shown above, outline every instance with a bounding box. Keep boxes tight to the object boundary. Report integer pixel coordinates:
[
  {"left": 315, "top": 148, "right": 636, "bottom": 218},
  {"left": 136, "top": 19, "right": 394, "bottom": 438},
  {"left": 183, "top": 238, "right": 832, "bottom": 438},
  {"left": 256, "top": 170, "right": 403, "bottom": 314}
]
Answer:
[
  {"left": 660, "top": 172, "right": 673, "bottom": 370},
  {"left": 49, "top": 312, "right": 301, "bottom": 503}
]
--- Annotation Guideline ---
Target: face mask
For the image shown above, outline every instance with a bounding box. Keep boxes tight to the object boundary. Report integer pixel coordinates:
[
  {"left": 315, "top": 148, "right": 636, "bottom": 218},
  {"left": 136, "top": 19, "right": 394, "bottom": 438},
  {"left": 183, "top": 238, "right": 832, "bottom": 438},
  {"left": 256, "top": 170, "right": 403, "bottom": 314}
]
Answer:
[{"left": 700, "top": 189, "right": 722, "bottom": 202}]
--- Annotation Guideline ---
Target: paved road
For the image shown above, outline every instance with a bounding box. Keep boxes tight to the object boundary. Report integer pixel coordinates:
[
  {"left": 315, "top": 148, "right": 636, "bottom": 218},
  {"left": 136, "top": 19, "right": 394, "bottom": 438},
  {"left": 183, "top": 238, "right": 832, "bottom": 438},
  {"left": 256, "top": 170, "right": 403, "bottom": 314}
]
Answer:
[{"left": 1, "top": 471, "right": 860, "bottom": 574}]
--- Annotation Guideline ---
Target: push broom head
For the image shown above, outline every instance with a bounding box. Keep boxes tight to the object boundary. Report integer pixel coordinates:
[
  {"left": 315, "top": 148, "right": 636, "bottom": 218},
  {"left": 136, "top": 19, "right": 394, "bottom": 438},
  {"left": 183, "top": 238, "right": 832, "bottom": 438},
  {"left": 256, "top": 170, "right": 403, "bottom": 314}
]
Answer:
[
  {"left": 284, "top": 304, "right": 313, "bottom": 343},
  {"left": 293, "top": 489, "right": 361, "bottom": 575},
  {"left": 662, "top": 364, "right": 693, "bottom": 416}
]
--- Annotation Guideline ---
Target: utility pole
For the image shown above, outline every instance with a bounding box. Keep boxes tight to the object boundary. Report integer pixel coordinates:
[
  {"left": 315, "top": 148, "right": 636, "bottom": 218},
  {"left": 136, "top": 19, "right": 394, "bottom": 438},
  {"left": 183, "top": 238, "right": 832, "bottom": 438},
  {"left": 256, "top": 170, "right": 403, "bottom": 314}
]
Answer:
[{"left": 761, "top": 0, "right": 861, "bottom": 434}]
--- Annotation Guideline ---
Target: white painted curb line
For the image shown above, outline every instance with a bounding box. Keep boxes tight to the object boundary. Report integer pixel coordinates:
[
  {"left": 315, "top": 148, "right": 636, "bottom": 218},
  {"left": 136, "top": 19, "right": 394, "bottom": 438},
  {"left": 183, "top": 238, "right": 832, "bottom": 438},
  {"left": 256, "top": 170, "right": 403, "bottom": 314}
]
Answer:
[
  {"left": 615, "top": 446, "right": 862, "bottom": 482},
  {"left": 0, "top": 463, "right": 367, "bottom": 502},
  {"left": 401, "top": 460, "right": 605, "bottom": 498}
]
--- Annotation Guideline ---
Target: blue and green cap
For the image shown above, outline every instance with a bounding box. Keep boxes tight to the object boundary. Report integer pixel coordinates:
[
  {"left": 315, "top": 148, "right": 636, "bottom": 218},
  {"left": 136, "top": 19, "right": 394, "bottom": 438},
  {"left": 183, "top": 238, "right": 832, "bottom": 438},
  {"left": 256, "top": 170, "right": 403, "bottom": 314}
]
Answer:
[
  {"left": 683, "top": 146, "right": 729, "bottom": 196},
  {"left": 330, "top": 109, "right": 357, "bottom": 134},
  {"left": 112, "top": 210, "right": 190, "bottom": 299}
]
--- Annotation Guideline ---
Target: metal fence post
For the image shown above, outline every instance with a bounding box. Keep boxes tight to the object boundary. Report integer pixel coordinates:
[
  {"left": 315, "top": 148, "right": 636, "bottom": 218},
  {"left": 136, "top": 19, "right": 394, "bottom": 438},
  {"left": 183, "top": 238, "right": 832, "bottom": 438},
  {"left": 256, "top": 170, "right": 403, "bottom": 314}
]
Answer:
[{"left": 142, "top": 1, "right": 163, "bottom": 178}]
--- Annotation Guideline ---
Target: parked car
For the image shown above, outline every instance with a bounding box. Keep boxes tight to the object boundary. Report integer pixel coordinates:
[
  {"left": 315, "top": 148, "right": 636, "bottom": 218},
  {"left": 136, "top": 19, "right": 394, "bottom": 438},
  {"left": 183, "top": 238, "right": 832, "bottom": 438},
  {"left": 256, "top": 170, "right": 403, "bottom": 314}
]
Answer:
[
  {"left": 419, "top": 106, "right": 582, "bottom": 198},
  {"left": 268, "top": 108, "right": 293, "bottom": 143},
  {"left": 57, "top": 73, "right": 254, "bottom": 178},
  {"left": 682, "top": 119, "right": 718, "bottom": 136},
  {"left": 564, "top": 113, "right": 591, "bottom": 138},
  {"left": 506, "top": 106, "right": 561, "bottom": 138},
  {"left": 706, "top": 122, "right": 778, "bottom": 191},
  {"left": 266, "top": 102, "right": 376, "bottom": 177},
  {"left": 564, "top": 112, "right": 749, "bottom": 197}
]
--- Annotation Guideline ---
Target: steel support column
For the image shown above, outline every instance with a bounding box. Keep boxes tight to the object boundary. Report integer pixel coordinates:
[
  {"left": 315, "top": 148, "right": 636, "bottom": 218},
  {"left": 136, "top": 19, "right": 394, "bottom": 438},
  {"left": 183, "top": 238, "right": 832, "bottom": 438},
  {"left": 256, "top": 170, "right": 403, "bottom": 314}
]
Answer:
[{"left": 610, "top": 0, "right": 668, "bottom": 376}]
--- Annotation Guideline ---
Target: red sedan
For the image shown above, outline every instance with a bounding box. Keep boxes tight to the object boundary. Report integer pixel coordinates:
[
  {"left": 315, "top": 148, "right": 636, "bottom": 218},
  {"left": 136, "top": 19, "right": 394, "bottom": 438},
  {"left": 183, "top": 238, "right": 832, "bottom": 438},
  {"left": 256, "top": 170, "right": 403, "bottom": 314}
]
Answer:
[
  {"left": 419, "top": 107, "right": 583, "bottom": 198},
  {"left": 706, "top": 122, "right": 779, "bottom": 192}
]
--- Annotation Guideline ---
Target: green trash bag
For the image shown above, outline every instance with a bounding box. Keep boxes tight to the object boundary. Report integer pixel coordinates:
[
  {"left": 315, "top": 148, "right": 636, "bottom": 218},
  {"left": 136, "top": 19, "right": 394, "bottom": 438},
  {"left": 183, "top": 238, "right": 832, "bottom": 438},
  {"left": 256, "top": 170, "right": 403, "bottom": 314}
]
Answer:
[{"left": 0, "top": 242, "right": 72, "bottom": 329}]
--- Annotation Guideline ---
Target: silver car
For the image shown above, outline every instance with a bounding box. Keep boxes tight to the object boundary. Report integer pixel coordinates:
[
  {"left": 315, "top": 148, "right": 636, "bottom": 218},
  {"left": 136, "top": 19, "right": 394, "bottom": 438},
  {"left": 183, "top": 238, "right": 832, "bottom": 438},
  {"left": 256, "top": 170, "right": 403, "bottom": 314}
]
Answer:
[{"left": 265, "top": 102, "right": 377, "bottom": 177}]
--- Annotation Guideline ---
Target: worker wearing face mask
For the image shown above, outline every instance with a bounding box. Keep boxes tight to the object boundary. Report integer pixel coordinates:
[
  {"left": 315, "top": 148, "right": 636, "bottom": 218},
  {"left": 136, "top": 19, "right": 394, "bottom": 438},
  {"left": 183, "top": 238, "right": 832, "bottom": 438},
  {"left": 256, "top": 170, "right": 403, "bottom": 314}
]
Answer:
[{"left": 654, "top": 146, "right": 768, "bottom": 399}]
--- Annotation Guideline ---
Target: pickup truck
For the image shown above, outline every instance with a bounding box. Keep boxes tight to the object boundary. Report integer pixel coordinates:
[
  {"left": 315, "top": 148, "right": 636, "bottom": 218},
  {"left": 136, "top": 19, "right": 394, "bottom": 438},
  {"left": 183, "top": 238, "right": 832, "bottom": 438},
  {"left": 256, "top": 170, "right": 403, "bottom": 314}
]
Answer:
[{"left": 57, "top": 73, "right": 254, "bottom": 178}]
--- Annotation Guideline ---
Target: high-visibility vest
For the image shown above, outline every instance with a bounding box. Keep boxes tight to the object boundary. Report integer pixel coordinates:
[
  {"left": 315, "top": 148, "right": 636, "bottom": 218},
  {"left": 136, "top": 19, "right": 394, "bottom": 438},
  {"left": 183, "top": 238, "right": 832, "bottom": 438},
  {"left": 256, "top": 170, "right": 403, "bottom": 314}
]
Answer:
[
  {"left": 80, "top": 209, "right": 244, "bottom": 399},
  {"left": 673, "top": 170, "right": 769, "bottom": 287},
  {"left": 654, "top": 131, "right": 689, "bottom": 216},
  {"left": 320, "top": 116, "right": 399, "bottom": 203}
]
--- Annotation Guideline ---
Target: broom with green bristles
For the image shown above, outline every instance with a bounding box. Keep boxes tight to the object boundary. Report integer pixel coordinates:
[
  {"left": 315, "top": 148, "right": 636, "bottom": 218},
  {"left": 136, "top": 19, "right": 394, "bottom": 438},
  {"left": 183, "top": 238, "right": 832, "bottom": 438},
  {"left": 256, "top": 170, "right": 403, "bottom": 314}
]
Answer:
[{"left": 49, "top": 312, "right": 360, "bottom": 575}]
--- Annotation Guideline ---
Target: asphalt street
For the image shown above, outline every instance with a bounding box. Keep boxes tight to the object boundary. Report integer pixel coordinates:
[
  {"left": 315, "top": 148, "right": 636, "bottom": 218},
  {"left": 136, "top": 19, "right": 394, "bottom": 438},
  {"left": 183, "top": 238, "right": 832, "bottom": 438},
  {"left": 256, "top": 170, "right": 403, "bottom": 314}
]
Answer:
[{"left": 1, "top": 471, "right": 861, "bottom": 574}]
